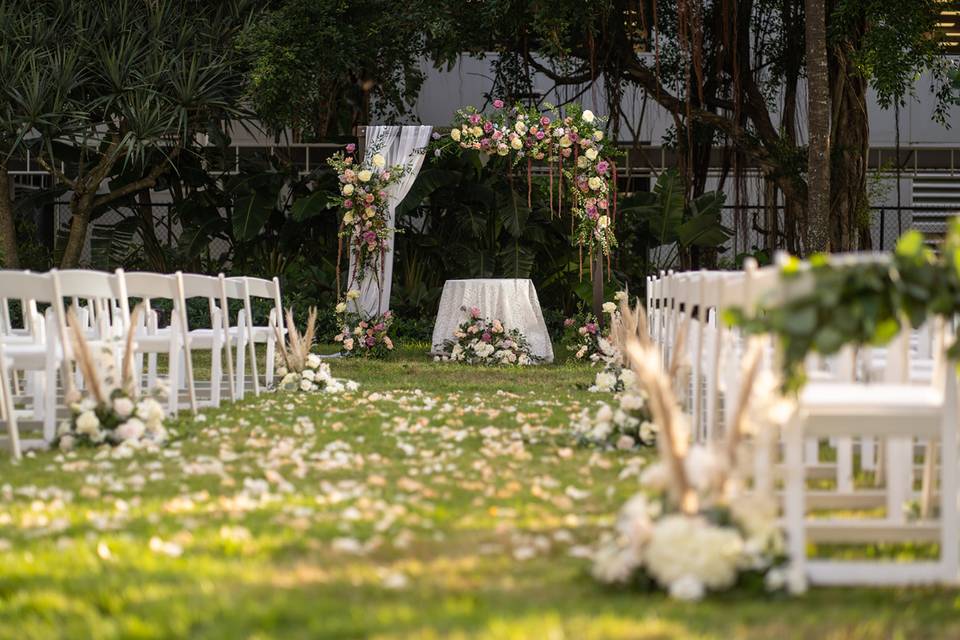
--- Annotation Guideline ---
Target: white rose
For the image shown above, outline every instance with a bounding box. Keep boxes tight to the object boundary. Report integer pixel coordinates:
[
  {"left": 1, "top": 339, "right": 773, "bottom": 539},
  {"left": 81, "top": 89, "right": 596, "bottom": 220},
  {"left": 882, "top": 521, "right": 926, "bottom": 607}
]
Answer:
[
  {"left": 357, "top": 170, "right": 372, "bottom": 183},
  {"left": 302, "top": 369, "right": 316, "bottom": 382},
  {"left": 669, "top": 575, "right": 705, "bottom": 602},
  {"left": 582, "top": 110, "right": 595, "bottom": 123},
  {"left": 602, "top": 301, "right": 616, "bottom": 314},
  {"left": 300, "top": 379, "right": 313, "bottom": 392},
  {"left": 585, "top": 148, "right": 598, "bottom": 161},
  {"left": 614, "top": 290, "right": 627, "bottom": 302},
  {"left": 588, "top": 176, "right": 602, "bottom": 191},
  {"left": 577, "top": 155, "right": 590, "bottom": 169},
  {"left": 372, "top": 153, "right": 385, "bottom": 168},
  {"left": 597, "top": 215, "right": 609, "bottom": 229},
  {"left": 510, "top": 137, "right": 523, "bottom": 150},
  {"left": 276, "top": 367, "right": 288, "bottom": 378},
  {"left": 594, "top": 372, "right": 617, "bottom": 392},
  {"left": 639, "top": 420, "right": 658, "bottom": 444},
  {"left": 644, "top": 516, "right": 743, "bottom": 591},
  {"left": 76, "top": 411, "right": 100, "bottom": 436},
  {"left": 59, "top": 435, "right": 76, "bottom": 451},
  {"left": 514, "top": 121, "right": 527, "bottom": 134},
  {"left": 619, "top": 369, "right": 637, "bottom": 389},
  {"left": 616, "top": 435, "right": 636, "bottom": 450},
  {"left": 113, "top": 397, "right": 134, "bottom": 418},
  {"left": 116, "top": 418, "right": 146, "bottom": 442},
  {"left": 342, "top": 183, "right": 354, "bottom": 196},
  {"left": 306, "top": 354, "right": 321, "bottom": 369},
  {"left": 596, "top": 404, "right": 614, "bottom": 423}
]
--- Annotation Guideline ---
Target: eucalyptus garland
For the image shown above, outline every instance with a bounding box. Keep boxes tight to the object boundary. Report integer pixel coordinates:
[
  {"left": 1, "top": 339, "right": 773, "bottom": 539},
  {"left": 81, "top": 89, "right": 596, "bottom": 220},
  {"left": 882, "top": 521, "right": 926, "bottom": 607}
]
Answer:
[{"left": 725, "top": 221, "right": 960, "bottom": 393}]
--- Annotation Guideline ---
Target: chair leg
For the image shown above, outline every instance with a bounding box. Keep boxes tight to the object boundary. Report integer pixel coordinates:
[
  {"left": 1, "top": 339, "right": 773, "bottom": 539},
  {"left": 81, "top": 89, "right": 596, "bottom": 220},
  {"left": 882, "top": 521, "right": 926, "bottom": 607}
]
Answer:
[
  {"left": 886, "top": 437, "right": 912, "bottom": 523},
  {"left": 235, "top": 322, "right": 246, "bottom": 401},
  {"left": 43, "top": 357, "right": 57, "bottom": 443},
  {"left": 167, "top": 344, "right": 179, "bottom": 417},
  {"left": 784, "top": 413, "right": 808, "bottom": 592},
  {"left": 0, "top": 355, "right": 21, "bottom": 460},
  {"left": 861, "top": 437, "right": 876, "bottom": 471},
  {"left": 920, "top": 440, "right": 938, "bottom": 519},
  {"left": 210, "top": 337, "right": 222, "bottom": 409},
  {"left": 265, "top": 335, "right": 276, "bottom": 389}
]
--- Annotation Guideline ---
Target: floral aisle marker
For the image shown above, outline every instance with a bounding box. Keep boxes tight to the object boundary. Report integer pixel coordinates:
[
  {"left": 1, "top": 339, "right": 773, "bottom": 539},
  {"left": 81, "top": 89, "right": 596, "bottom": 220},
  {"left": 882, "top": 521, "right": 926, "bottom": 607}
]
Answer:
[
  {"left": 438, "top": 307, "right": 538, "bottom": 365},
  {"left": 334, "top": 293, "right": 395, "bottom": 358},
  {"left": 275, "top": 307, "right": 358, "bottom": 393},
  {"left": 328, "top": 142, "right": 406, "bottom": 304},
  {"left": 435, "top": 101, "right": 619, "bottom": 279},
  {"left": 571, "top": 295, "right": 656, "bottom": 450},
  {"left": 591, "top": 305, "right": 795, "bottom": 601},
  {"left": 56, "top": 306, "right": 169, "bottom": 451}
]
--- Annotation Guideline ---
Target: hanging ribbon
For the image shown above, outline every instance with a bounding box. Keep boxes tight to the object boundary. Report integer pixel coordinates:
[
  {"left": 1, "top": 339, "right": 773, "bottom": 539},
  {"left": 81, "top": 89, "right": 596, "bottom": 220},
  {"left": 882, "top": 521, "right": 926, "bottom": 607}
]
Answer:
[{"left": 527, "top": 158, "right": 532, "bottom": 210}]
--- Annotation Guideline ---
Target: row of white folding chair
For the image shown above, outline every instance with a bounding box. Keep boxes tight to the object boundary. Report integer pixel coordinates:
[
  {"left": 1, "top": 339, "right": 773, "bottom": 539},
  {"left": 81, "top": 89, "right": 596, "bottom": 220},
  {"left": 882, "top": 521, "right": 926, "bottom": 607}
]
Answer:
[
  {"left": 0, "top": 269, "right": 285, "bottom": 458},
  {"left": 650, "top": 259, "right": 960, "bottom": 587}
]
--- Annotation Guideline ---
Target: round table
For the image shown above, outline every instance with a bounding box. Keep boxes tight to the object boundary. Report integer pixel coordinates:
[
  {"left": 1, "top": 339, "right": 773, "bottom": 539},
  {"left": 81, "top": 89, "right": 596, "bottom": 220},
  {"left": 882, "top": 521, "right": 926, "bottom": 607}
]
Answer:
[{"left": 430, "top": 278, "right": 554, "bottom": 362}]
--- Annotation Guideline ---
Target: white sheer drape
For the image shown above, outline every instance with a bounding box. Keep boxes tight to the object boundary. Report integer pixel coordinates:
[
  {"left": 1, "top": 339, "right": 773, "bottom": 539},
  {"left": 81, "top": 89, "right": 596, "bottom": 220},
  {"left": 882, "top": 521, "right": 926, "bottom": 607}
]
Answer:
[{"left": 348, "top": 125, "right": 432, "bottom": 317}]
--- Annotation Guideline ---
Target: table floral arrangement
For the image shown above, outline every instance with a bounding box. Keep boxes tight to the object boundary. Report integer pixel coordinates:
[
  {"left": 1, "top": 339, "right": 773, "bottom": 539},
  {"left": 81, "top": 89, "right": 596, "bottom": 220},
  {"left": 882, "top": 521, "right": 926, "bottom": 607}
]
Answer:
[
  {"left": 55, "top": 307, "right": 169, "bottom": 451},
  {"left": 591, "top": 306, "right": 793, "bottom": 601},
  {"left": 327, "top": 141, "right": 406, "bottom": 298},
  {"left": 275, "top": 307, "right": 359, "bottom": 393},
  {"left": 433, "top": 100, "right": 619, "bottom": 276},
  {"left": 438, "top": 307, "right": 538, "bottom": 365},
  {"left": 333, "top": 294, "right": 395, "bottom": 358}
]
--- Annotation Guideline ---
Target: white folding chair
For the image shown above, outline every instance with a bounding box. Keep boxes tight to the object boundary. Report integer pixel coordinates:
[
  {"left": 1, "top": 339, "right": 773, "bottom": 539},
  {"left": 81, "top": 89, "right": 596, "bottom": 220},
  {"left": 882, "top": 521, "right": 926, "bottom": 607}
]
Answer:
[
  {"left": 0, "top": 271, "right": 70, "bottom": 443},
  {"left": 122, "top": 271, "right": 196, "bottom": 416},
  {"left": 228, "top": 276, "right": 284, "bottom": 396},
  {"left": 176, "top": 273, "right": 229, "bottom": 410}
]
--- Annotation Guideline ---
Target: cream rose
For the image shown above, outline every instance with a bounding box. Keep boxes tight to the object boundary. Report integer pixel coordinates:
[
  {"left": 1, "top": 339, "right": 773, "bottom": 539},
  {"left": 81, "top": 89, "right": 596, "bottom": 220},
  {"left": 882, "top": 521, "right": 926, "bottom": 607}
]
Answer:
[
  {"left": 372, "top": 153, "right": 385, "bottom": 168},
  {"left": 450, "top": 128, "right": 461, "bottom": 141},
  {"left": 510, "top": 137, "right": 523, "bottom": 150},
  {"left": 582, "top": 109, "right": 595, "bottom": 123},
  {"left": 335, "top": 302, "right": 347, "bottom": 313},
  {"left": 357, "top": 170, "right": 372, "bottom": 183},
  {"left": 585, "top": 148, "right": 598, "bottom": 161},
  {"left": 342, "top": 184, "right": 354, "bottom": 196}
]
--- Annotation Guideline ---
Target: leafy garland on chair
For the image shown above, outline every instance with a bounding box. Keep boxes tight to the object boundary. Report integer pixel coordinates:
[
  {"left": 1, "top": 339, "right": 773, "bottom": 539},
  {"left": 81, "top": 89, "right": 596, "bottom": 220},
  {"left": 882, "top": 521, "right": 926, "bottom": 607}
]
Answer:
[
  {"left": 725, "top": 222, "right": 960, "bottom": 393},
  {"left": 430, "top": 100, "right": 621, "bottom": 278}
]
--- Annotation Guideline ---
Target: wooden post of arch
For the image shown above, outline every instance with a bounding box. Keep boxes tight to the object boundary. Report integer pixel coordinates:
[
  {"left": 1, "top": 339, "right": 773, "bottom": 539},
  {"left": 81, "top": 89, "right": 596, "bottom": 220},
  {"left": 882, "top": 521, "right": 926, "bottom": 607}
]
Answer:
[{"left": 593, "top": 252, "right": 605, "bottom": 328}]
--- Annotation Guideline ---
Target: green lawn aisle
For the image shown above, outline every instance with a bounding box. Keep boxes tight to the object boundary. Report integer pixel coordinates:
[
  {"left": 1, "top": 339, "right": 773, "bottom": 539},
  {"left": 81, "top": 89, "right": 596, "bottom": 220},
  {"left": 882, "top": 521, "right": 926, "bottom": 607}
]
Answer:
[{"left": 0, "top": 347, "right": 958, "bottom": 639}]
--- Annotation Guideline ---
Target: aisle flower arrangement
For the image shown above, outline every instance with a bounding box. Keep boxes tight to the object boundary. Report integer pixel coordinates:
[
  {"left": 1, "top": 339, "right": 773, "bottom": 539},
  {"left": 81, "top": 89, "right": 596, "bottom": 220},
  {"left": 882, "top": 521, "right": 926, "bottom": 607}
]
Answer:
[
  {"left": 571, "top": 390, "right": 656, "bottom": 450},
  {"left": 439, "top": 307, "right": 538, "bottom": 365},
  {"left": 434, "top": 101, "right": 618, "bottom": 270},
  {"left": 327, "top": 142, "right": 406, "bottom": 294},
  {"left": 55, "top": 307, "right": 168, "bottom": 451},
  {"left": 334, "top": 296, "right": 395, "bottom": 358},
  {"left": 275, "top": 307, "right": 359, "bottom": 393},
  {"left": 591, "top": 305, "right": 792, "bottom": 600},
  {"left": 564, "top": 292, "right": 627, "bottom": 365}
]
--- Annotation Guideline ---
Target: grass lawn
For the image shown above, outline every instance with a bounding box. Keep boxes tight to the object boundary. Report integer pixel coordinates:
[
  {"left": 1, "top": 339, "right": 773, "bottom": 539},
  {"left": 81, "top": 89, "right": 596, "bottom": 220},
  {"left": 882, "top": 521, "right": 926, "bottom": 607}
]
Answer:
[{"left": 1, "top": 346, "right": 958, "bottom": 639}]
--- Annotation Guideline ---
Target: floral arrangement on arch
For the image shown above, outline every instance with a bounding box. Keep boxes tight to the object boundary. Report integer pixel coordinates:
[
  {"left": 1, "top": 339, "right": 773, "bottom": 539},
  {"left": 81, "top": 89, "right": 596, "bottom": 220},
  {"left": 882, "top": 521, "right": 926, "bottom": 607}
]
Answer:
[
  {"left": 328, "top": 141, "right": 406, "bottom": 296},
  {"left": 55, "top": 307, "right": 169, "bottom": 451},
  {"left": 274, "top": 307, "right": 359, "bottom": 393},
  {"left": 334, "top": 291, "right": 395, "bottom": 358},
  {"left": 591, "top": 305, "right": 795, "bottom": 601},
  {"left": 438, "top": 307, "right": 538, "bottom": 366},
  {"left": 434, "top": 100, "right": 619, "bottom": 274}
]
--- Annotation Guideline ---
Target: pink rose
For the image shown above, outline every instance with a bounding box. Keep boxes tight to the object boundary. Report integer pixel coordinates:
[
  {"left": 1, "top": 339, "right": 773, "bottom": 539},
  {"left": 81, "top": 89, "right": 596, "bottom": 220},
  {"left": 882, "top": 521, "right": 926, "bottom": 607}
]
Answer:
[
  {"left": 483, "top": 122, "right": 494, "bottom": 133},
  {"left": 363, "top": 231, "right": 377, "bottom": 243},
  {"left": 564, "top": 318, "right": 574, "bottom": 327},
  {"left": 535, "top": 130, "right": 545, "bottom": 140},
  {"left": 596, "top": 161, "right": 610, "bottom": 175},
  {"left": 469, "top": 114, "right": 481, "bottom": 125},
  {"left": 540, "top": 116, "right": 551, "bottom": 126},
  {"left": 481, "top": 332, "right": 492, "bottom": 343},
  {"left": 493, "top": 99, "right": 504, "bottom": 109},
  {"left": 346, "top": 143, "right": 356, "bottom": 153},
  {"left": 470, "top": 307, "right": 481, "bottom": 318},
  {"left": 585, "top": 322, "right": 598, "bottom": 334},
  {"left": 343, "top": 199, "right": 353, "bottom": 208},
  {"left": 382, "top": 172, "right": 390, "bottom": 180}
]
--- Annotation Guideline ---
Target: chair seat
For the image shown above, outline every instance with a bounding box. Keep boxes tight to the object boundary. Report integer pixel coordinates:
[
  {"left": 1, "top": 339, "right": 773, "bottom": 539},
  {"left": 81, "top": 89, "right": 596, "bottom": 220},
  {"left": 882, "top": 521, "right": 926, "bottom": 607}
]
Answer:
[
  {"left": 2, "top": 342, "right": 58, "bottom": 368},
  {"left": 800, "top": 382, "right": 943, "bottom": 437}
]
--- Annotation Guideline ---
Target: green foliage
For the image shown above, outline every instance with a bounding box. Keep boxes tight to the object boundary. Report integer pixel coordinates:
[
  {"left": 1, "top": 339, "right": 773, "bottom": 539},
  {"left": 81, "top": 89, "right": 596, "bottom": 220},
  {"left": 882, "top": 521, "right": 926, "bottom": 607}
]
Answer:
[
  {"left": 237, "top": 0, "right": 429, "bottom": 138},
  {"left": 728, "top": 222, "right": 960, "bottom": 392},
  {"left": 619, "top": 169, "right": 730, "bottom": 270}
]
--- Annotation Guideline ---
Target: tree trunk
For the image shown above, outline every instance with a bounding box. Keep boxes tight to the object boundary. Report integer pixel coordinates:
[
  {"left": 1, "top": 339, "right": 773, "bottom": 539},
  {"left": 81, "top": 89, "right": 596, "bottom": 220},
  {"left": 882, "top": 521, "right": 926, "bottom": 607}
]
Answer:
[
  {"left": 805, "top": 0, "right": 831, "bottom": 253},
  {"left": 60, "top": 191, "right": 95, "bottom": 268},
  {"left": 0, "top": 164, "right": 19, "bottom": 268},
  {"left": 829, "top": 45, "right": 871, "bottom": 251}
]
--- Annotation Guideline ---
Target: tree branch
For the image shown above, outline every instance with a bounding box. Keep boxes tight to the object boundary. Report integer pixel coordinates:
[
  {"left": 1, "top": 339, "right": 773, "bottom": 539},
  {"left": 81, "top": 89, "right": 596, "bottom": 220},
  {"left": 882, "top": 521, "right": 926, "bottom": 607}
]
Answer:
[
  {"left": 35, "top": 156, "right": 77, "bottom": 190},
  {"left": 91, "top": 146, "right": 182, "bottom": 210}
]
